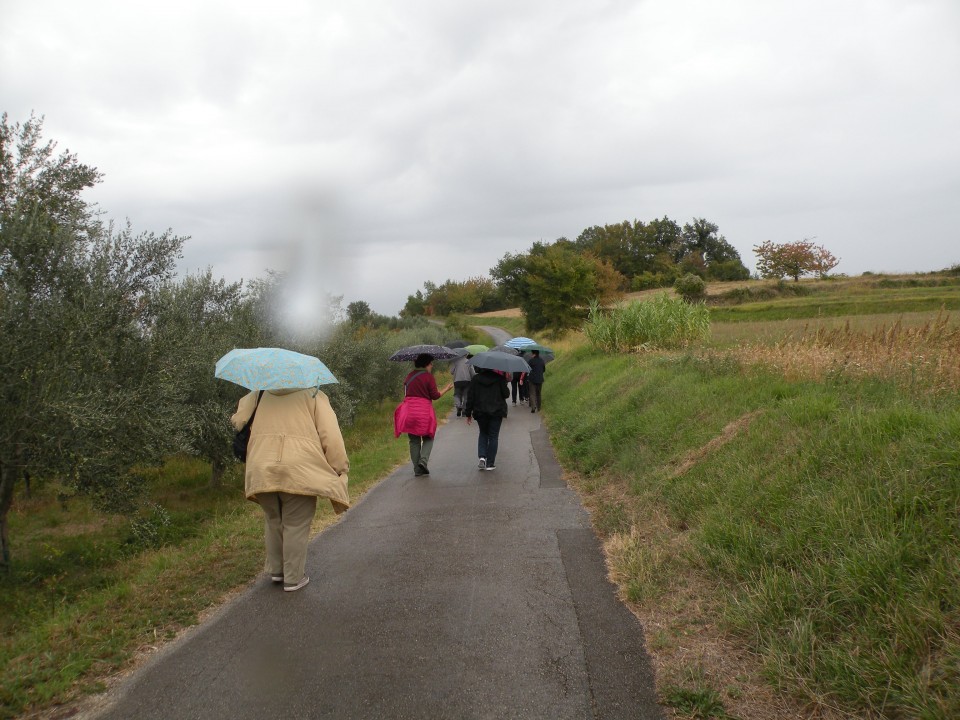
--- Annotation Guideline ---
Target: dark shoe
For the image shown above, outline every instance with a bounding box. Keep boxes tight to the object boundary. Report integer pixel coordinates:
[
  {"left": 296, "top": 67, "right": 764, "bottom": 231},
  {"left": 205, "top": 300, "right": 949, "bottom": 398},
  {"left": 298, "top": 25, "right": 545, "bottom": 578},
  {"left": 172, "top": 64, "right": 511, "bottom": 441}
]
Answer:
[
  {"left": 484, "top": 465, "right": 496, "bottom": 471},
  {"left": 531, "top": 407, "right": 536, "bottom": 413},
  {"left": 457, "top": 408, "right": 462, "bottom": 417},
  {"left": 284, "top": 576, "right": 310, "bottom": 592},
  {"left": 418, "top": 463, "right": 429, "bottom": 475}
]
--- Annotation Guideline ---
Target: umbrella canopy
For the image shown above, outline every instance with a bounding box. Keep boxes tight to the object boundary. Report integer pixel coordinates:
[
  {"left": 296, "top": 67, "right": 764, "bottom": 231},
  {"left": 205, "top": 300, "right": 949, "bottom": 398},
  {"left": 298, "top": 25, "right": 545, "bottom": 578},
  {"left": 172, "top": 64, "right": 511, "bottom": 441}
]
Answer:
[
  {"left": 518, "top": 342, "right": 553, "bottom": 354},
  {"left": 504, "top": 336, "right": 536, "bottom": 349},
  {"left": 445, "top": 339, "right": 469, "bottom": 349},
  {"left": 388, "top": 344, "right": 459, "bottom": 362},
  {"left": 449, "top": 347, "right": 472, "bottom": 357},
  {"left": 464, "top": 343, "right": 490, "bottom": 355},
  {"left": 489, "top": 344, "right": 520, "bottom": 355},
  {"left": 468, "top": 350, "right": 531, "bottom": 374},
  {"left": 215, "top": 348, "right": 338, "bottom": 390}
]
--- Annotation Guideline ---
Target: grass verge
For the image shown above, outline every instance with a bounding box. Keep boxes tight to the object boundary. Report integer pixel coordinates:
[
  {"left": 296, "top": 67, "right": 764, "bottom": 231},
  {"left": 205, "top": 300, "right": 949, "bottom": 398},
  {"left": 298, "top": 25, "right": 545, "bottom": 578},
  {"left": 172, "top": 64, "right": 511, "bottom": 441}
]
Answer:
[{"left": 545, "top": 341, "right": 960, "bottom": 718}]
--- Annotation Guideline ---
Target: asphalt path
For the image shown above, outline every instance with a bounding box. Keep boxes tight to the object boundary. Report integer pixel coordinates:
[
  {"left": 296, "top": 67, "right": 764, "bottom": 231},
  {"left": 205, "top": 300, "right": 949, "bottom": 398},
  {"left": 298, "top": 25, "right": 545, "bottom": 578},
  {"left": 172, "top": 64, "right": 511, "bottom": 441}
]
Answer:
[{"left": 91, "top": 329, "right": 662, "bottom": 720}]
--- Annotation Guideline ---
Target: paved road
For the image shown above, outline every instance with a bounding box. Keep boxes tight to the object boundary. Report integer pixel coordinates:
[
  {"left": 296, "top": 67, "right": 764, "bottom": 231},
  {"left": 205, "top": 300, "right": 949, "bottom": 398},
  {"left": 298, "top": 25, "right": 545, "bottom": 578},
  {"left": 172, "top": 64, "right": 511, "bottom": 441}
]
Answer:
[{"left": 91, "top": 330, "right": 662, "bottom": 720}]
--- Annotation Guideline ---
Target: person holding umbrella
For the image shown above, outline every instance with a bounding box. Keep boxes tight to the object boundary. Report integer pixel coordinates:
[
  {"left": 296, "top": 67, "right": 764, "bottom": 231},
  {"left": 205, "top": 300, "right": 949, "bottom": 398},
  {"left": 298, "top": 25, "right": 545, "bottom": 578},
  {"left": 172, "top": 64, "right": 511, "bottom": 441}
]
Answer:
[
  {"left": 463, "top": 367, "right": 510, "bottom": 471},
  {"left": 394, "top": 353, "right": 453, "bottom": 476},
  {"left": 220, "top": 348, "right": 349, "bottom": 593},
  {"left": 527, "top": 349, "right": 546, "bottom": 413},
  {"left": 450, "top": 351, "right": 476, "bottom": 417}
]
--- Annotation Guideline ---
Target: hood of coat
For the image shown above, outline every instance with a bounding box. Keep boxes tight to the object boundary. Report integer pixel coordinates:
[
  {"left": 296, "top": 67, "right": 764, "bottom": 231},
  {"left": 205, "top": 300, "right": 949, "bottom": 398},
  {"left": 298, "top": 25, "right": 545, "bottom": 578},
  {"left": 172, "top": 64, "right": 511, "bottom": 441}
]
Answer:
[{"left": 473, "top": 370, "right": 504, "bottom": 387}]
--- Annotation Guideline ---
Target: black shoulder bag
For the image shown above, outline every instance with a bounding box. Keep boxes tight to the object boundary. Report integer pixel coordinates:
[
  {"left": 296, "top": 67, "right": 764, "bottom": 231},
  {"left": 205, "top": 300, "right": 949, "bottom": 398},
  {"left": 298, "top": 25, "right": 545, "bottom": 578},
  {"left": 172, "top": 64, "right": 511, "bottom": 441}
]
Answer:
[{"left": 233, "top": 390, "right": 265, "bottom": 462}]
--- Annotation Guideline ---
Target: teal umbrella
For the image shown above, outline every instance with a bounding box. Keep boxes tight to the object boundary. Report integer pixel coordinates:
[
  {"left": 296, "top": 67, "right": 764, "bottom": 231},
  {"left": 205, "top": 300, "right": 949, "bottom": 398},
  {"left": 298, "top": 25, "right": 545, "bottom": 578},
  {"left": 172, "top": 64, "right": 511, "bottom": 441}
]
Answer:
[
  {"left": 215, "top": 348, "right": 338, "bottom": 390},
  {"left": 520, "top": 343, "right": 555, "bottom": 363}
]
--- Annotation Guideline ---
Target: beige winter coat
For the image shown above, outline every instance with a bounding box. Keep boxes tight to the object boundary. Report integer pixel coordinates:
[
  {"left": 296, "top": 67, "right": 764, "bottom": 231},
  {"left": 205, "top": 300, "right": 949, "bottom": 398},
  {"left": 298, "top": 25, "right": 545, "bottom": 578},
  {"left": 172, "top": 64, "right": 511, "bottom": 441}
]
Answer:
[{"left": 231, "top": 388, "right": 350, "bottom": 514}]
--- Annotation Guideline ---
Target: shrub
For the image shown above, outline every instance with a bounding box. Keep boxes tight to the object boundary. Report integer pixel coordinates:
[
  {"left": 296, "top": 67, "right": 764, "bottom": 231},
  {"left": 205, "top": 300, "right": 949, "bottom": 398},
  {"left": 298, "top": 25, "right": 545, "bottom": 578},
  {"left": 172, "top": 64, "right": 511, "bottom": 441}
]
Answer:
[
  {"left": 674, "top": 273, "right": 707, "bottom": 303},
  {"left": 631, "top": 271, "right": 674, "bottom": 291},
  {"left": 583, "top": 295, "right": 710, "bottom": 352}
]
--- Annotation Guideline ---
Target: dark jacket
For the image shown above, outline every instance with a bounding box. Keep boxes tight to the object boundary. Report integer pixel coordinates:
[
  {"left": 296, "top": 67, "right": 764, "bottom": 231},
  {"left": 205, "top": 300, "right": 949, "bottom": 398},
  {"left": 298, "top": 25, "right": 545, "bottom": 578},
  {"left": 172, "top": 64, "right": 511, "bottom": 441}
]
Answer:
[
  {"left": 464, "top": 370, "right": 510, "bottom": 418},
  {"left": 527, "top": 355, "right": 546, "bottom": 384}
]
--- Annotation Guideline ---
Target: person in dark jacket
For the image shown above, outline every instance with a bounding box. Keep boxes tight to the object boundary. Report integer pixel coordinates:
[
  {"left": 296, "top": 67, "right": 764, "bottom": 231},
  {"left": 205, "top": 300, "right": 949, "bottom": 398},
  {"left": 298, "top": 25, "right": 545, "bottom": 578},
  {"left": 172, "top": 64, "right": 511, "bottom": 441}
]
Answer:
[
  {"left": 464, "top": 367, "right": 510, "bottom": 471},
  {"left": 527, "top": 350, "right": 546, "bottom": 412}
]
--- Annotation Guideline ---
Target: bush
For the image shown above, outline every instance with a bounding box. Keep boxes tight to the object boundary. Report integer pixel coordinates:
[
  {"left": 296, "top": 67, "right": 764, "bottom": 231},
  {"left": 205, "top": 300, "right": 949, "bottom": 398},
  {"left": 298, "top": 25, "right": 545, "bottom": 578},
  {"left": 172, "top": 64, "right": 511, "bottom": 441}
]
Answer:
[
  {"left": 674, "top": 274, "right": 707, "bottom": 303},
  {"left": 583, "top": 295, "right": 710, "bottom": 352},
  {"left": 706, "top": 259, "right": 751, "bottom": 281},
  {"left": 631, "top": 271, "right": 675, "bottom": 291}
]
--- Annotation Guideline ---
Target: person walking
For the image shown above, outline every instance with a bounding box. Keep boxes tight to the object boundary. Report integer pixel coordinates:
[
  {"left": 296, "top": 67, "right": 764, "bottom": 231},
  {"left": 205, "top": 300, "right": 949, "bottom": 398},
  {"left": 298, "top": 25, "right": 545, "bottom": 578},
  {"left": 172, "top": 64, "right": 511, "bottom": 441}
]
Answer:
[
  {"left": 511, "top": 370, "right": 528, "bottom": 406},
  {"left": 527, "top": 349, "right": 546, "bottom": 413},
  {"left": 394, "top": 353, "right": 453, "bottom": 476},
  {"left": 450, "top": 353, "right": 475, "bottom": 417},
  {"left": 464, "top": 367, "right": 510, "bottom": 471},
  {"left": 231, "top": 388, "right": 350, "bottom": 592}
]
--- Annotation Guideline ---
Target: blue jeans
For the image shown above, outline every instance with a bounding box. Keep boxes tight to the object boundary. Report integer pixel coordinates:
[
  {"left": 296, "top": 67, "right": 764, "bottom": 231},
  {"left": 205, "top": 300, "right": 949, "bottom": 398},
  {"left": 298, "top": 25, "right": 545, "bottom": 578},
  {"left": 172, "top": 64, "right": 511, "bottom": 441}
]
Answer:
[{"left": 475, "top": 415, "right": 503, "bottom": 466}]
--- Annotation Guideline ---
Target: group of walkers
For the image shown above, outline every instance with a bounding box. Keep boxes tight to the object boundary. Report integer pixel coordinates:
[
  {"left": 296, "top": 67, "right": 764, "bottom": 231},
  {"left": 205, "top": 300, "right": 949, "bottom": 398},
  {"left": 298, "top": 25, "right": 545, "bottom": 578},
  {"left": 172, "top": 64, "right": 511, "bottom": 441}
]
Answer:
[
  {"left": 397, "top": 346, "right": 546, "bottom": 474},
  {"left": 226, "top": 337, "right": 544, "bottom": 593}
]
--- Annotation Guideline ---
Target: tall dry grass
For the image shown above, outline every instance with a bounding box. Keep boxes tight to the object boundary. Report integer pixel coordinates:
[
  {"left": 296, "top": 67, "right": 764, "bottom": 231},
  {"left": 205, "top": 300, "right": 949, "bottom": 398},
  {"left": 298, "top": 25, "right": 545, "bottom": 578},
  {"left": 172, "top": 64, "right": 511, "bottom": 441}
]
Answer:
[{"left": 728, "top": 310, "right": 960, "bottom": 393}]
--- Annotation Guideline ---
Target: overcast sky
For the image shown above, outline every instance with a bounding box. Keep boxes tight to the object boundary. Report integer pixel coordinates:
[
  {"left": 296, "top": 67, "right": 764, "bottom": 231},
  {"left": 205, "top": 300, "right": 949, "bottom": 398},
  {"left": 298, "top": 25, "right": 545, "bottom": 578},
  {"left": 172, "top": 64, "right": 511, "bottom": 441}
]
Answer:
[{"left": 3, "top": 0, "right": 959, "bottom": 315}]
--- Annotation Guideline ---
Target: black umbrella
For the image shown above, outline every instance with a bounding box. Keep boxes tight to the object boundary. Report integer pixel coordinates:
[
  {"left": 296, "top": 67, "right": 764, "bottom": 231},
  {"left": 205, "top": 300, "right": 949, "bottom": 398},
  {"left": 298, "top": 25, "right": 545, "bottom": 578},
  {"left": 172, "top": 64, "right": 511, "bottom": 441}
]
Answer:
[
  {"left": 490, "top": 344, "right": 520, "bottom": 355},
  {"left": 388, "top": 344, "right": 459, "bottom": 362},
  {"left": 445, "top": 339, "right": 469, "bottom": 349}
]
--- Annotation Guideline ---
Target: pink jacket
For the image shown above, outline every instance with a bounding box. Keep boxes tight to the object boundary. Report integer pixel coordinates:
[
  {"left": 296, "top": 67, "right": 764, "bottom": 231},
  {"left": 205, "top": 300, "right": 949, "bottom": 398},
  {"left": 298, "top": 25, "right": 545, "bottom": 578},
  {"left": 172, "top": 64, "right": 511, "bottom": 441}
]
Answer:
[{"left": 394, "top": 396, "right": 438, "bottom": 438}]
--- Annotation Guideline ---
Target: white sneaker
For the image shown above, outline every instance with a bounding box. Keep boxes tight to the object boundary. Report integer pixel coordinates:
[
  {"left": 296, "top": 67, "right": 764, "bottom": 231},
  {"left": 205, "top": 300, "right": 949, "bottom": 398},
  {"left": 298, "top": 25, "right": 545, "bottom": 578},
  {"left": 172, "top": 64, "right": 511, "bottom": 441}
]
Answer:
[
  {"left": 283, "top": 576, "right": 310, "bottom": 592},
  {"left": 478, "top": 457, "right": 486, "bottom": 470},
  {"left": 484, "top": 465, "right": 496, "bottom": 471}
]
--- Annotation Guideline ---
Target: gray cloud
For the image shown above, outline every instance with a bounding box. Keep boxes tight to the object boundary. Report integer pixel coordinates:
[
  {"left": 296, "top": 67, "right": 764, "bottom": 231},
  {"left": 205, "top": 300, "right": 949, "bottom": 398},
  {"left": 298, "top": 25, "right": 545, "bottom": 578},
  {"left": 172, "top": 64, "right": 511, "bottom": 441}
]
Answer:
[{"left": 3, "top": 0, "right": 959, "bottom": 313}]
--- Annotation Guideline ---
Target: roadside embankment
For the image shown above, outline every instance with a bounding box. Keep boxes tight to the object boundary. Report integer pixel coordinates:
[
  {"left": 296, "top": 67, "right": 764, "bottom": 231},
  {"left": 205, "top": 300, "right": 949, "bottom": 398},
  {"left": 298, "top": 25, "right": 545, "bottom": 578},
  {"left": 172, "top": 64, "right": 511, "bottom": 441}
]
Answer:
[{"left": 545, "top": 341, "right": 959, "bottom": 718}]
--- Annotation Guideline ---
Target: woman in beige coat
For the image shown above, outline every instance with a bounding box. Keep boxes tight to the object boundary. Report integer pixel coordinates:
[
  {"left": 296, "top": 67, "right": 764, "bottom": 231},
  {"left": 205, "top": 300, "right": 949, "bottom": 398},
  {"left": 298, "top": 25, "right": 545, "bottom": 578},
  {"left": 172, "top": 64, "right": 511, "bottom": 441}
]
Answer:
[{"left": 232, "top": 388, "right": 349, "bottom": 592}]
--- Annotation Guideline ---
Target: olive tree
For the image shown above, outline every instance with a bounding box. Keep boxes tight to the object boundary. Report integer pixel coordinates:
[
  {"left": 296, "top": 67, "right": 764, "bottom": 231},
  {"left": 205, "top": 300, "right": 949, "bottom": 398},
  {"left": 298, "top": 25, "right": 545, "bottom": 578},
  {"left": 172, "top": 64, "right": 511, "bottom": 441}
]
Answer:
[
  {"left": 150, "top": 270, "right": 248, "bottom": 487},
  {"left": 0, "top": 113, "right": 187, "bottom": 566}
]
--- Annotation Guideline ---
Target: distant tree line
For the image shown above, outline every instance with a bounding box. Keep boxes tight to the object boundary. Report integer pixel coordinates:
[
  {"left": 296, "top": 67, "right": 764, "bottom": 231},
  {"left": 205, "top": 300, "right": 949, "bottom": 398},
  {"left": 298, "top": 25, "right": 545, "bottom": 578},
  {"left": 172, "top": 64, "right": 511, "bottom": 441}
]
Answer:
[{"left": 402, "top": 216, "right": 750, "bottom": 330}]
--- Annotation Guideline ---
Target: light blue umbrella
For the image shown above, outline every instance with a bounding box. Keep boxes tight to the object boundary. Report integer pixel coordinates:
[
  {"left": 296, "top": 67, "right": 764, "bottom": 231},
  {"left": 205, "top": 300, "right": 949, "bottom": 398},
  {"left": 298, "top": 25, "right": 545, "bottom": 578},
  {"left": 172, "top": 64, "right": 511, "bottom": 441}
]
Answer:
[
  {"left": 504, "top": 336, "right": 536, "bottom": 349},
  {"left": 215, "top": 348, "right": 338, "bottom": 390}
]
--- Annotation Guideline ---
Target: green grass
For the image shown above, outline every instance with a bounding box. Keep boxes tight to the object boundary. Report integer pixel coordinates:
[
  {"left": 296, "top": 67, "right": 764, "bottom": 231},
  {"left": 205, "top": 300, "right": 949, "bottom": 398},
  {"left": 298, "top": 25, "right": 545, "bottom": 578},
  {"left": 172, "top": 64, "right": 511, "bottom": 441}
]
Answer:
[
  {"left": 0, "top": 398, "right": 415, "bottom": 719},
  {"left": 544, "top": 343, "right": 960, "bottom": 717},
  {"left": 709, "top": 284, "right": 960, "bottom": 322}
]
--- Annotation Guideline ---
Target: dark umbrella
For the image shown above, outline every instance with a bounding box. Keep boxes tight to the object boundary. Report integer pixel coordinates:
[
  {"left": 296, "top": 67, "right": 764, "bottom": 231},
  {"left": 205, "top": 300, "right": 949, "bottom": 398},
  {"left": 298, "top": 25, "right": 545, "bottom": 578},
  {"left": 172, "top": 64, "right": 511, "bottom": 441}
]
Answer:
[
  {"left": 388, "top": 344, "right": 459, "bottom": 362},
  {"left": 490, "top": 344, "right": 520, "bottom": 355},
  {"left": 468, "top": 350, "right": 532, "bottom": 374},
  {"left": 520, "top": 343, "right": 555, "bottom": 362},
  {"left": 445, "top": 339, "right": 469, "bottom": 349}
]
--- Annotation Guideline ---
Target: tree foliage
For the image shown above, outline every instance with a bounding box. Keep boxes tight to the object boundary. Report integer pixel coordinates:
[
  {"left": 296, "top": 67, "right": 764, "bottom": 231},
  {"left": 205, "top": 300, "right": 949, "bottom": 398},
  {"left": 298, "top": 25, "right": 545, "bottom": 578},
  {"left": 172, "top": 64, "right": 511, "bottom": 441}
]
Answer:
[
  {"left": 401, "top": 276, "right": 503, "bottom": 317},
  {"left": 754, "top": 239, "right": 840, "bottom": 281},
  {"left": 0, "top": 113, "right": 189, "bottom": 566},
  {"left": 491, "top": 240, "right": 625, "bottom": 333}
]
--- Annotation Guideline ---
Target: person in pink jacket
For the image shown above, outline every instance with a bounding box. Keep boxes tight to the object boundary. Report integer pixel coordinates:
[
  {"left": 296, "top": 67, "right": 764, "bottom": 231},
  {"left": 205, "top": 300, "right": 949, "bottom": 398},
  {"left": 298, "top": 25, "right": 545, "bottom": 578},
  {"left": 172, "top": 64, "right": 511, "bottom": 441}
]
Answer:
[
  {"left": 232, "top": 388, "right": 349, "bottom": 592},
  {"left": 394, "top": 353, "right": 453, "bottom": 476}
]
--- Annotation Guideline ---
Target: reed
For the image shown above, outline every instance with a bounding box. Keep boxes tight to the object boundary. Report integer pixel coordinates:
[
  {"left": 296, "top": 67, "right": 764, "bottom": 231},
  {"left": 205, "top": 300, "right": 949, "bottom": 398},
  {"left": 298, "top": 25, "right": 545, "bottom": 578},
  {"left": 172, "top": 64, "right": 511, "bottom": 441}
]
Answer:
[{"left": 584, "top": 295, "right": 710, "bottom": 352}]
